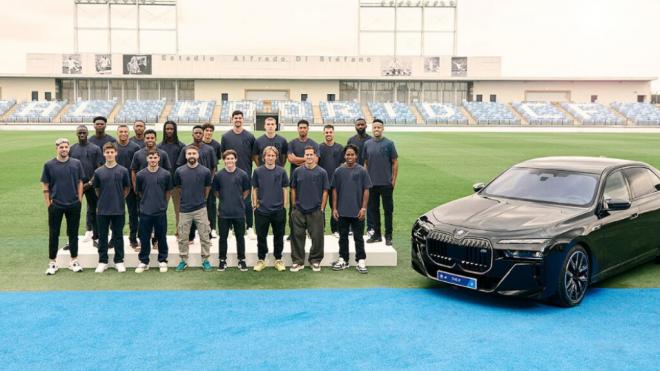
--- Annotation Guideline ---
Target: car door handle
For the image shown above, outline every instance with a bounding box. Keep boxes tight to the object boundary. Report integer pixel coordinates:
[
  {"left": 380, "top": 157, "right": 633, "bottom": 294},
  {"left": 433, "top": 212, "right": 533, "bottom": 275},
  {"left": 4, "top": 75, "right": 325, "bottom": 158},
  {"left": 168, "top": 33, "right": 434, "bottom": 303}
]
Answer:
[{"left": 630, "top": 212, "right": 639, "bottom": 220}]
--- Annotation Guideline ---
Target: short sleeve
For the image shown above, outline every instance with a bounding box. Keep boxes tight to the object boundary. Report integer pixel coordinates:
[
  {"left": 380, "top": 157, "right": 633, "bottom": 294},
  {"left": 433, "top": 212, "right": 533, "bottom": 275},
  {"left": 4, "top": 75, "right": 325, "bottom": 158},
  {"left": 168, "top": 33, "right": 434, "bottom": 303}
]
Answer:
[
  {"left": 390, "top": 142, "right": 398, "bottom": 160},
  {"left": 204, "top": 169, "right": 212, "bottom": 187},
  {"left": 242, "top": 172, "right": 251, "bottom": 192},
  {"left": 251, "top": 171, "right": 260, "bottom": 188},
  {"left": 281, "top": 170, "right": 289, "bottom": 187},
  {"left": 173, "top": 169, "right": 181, "bottom": 187},
  {"left": 122, "top": 168, "right": 130, "bottom": 188},
  {"left": 40, "top": 163, "right": 50, "bottom": 184}
]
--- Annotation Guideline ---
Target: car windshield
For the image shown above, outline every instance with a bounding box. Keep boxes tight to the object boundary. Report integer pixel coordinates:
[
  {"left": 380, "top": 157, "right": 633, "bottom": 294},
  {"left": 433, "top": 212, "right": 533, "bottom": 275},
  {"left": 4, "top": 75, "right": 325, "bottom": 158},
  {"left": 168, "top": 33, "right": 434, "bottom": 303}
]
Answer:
[{"left": 481, "top": 167, "right": 599, "bottom": 207}]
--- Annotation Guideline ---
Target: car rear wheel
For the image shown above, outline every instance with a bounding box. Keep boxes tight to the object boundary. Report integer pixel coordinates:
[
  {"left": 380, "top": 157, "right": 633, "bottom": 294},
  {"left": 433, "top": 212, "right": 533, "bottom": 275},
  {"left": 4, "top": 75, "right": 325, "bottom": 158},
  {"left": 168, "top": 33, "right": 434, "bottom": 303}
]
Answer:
[{"left": 554, "top": 245, "right": 590, "bottom": 307}]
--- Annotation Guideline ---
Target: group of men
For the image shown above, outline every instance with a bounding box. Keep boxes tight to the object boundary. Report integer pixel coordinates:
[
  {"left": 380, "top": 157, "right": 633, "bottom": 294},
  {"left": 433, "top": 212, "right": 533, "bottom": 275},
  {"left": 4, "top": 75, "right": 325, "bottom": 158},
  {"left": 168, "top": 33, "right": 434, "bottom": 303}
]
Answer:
[{"left": 42, "top": 112, "right": 398, "bottom": 275}]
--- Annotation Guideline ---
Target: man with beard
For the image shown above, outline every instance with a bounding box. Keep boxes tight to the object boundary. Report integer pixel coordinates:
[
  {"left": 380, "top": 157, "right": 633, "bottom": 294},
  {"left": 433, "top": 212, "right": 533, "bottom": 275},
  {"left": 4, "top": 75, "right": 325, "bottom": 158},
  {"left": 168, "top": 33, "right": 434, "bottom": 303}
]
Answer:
[
  {"left": 253, "top": 116, "right": 287, "bottom": 167},
  {"left": 93, "top": 142, "right": 130, "bottom": 273},
  {"left": 174, "top": 145, "right": 213, "bottom": 272},
  {"left": 69, "top": 125, "right": 103, "bottom": 246},
  {"left": 130, "top": 120, "right": 146, "bottom": 148},
  {"left": 88, "top": 116, "right": 116, "bottom": 148},
  {"left": 158, "top": 120, "right": 186, "bottom": 230},
  {"left": 318, "top": 124, "right": 344, "bottom": 237},
  {"left": 176, "top": 125, "right": 217, "bottom": 243},
  {"left": 41, "top": 138, "right": 85, "bottom": 275},
  {"left": 347, "top": 118, "right": 371, "bottom": 166},
  {"left": 135, "top": 149, "right": 173, "bottom": 273},
  {"left": 115, "top": 124, "right": 141, "bottom": 250},
  {"left": 363, "top": 119, "right": 398, "bottom": 246},
  {"left": 221, "top": 110, "right": 256, "bottom": 240},
  {"left": 202, "top": 123, "right": 222, "bottom": 238}
]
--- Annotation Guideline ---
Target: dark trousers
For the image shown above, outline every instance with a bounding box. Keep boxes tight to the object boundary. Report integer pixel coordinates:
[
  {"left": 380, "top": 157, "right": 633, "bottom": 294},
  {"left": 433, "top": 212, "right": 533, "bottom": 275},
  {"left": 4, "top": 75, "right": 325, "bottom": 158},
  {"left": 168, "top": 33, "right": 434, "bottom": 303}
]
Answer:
[
  {"left": 207, "top": 192, "right": 217, "bottom": 231},
  {"left": 326, "top": 188, "right": 338, "bottom": 233},
  {"left": 125, "top": 190, "right": 139, "bottom": 243},
  {"left": 97, "top": 214, "right": 125, "bottom": 264},
  {"left": 83, "top": 186, "right": 98, "bottom": 239},
  {"left": 48, "top": 202, "right": 81, "bottom": 260},
  {"left": 367, "top": 185, "right": 394, "bottom": 239},
  {"left": 254, "top": 209, "right": 286, "bottom": 260},
  {"left": 138, "top": 213, "right": 168, "bottom": 264},
  {"left": 218, "top": 217, "right": 246, "bottom": 260},
  {"left": 291, "top": 208, "right": 325, "bottom": 265},
  {"left": 339, "top": 217, "right": 366, "bottom": 262}
]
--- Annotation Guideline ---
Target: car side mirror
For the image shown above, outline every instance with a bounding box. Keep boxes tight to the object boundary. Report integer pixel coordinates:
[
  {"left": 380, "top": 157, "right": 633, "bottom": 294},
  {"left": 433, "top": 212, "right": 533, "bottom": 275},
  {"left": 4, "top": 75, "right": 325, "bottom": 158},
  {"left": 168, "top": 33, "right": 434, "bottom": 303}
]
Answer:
[
  {"left": 604, "top": 198, "right": 631, "bottom": 211},
  {"left": 473, "top": 183, "right": 485, "bottom": 192}
]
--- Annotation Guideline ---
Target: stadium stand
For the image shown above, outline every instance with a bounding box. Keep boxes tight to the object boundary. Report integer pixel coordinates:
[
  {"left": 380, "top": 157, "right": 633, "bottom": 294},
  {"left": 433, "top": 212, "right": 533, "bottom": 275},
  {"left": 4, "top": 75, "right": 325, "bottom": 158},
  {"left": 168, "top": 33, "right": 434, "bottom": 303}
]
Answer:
[
  {"left": 273, "top": 100, "right": 314, "bottom": 124},
  {"left": 115, "top": 99, "right": 166, "bottom": 123},
  {"left": 61, "top": 100, "right": 117, "bottom": 123},
  {"left": 511, "top": 101, "right": 573, "bottom": 125},
  {"left": 368, "top": 102, "right": 416, "bottom": 124},
  {"left": 463, "top": 101, "right": 521, "bottom": 125},
  {"left": 414, "top": 102, "right": 468, "bottom": 125},
  {"left": 167, "top": 100, "right": 215, "bottom": 123},
  {"left": 5, "top": 100, "right": 67, "bottom": 122},
  {"left": 0, "top": 100, "right": 16, "bottom": 117},
  {"left": 610, "top": 102, "right": 660, "bottom": 125},
  {"left": 220, "top": 100, "right": 262, "bottom": 123},
  {"left": 560, "top": 102, "right": 625, "bottom": 125},
  {"left": 319, "top": 101, "right": 362, "bottom": 124}
]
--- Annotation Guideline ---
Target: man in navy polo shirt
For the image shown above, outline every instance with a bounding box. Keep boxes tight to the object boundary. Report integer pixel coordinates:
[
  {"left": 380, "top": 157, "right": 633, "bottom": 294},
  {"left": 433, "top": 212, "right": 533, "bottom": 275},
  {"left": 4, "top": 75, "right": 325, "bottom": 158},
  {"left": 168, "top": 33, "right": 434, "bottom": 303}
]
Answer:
[
  {"left": 331, "top": 144, "right": 372, "bottom": 273},
  {"left": 290, "top": 146, "right": 329, "bottom": 272},
  {"left": 135, "top": 149, "right": 173, "bottom": 273},
  {"left": 93, "top": 142, "right": 130, "bottom": 273},
  {"left": 41, "top": 138, "right": 85, "bottom": 275},
  {"left": 116, "top": 124, "right": 141, "bottom": 250},
  {"left": 213, "top": 149, "right": 251, "bottom": 272},
  {"left": 69, "top": 125, "right": 103, "bottom": 246},
  {"left": 174, "top": 145, "right": 213, "bottom": 272},
  {"left": 363, "top": 119, "right": 398, "bottom": 246},
  {"left": 252, "top": 146, "right": 289, "bottom": 272}
]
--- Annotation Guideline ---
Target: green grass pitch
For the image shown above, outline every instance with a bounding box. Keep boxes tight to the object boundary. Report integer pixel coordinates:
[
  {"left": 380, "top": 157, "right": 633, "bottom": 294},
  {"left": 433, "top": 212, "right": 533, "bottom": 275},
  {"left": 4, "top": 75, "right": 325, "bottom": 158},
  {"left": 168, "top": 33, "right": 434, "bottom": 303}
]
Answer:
[{"left": 0, "top": 130, "right": 658, "bottom": 291}]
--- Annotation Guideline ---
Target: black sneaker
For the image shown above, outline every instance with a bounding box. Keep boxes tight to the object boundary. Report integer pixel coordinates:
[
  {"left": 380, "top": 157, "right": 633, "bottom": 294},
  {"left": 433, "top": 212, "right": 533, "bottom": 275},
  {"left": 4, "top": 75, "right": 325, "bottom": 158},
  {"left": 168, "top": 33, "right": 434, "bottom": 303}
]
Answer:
[
  {"left": 217, "top": 260, "right": 227, "bottom": 272},
  {"left": 237, "top": 260, "right": 248, "bottom": 272},
  {"left": 130, "top": 240, "right": 139, "bottom": 248},
  {"left": 93, "top": 239, "right": 99, "bottom": 248},
  {"left": 366, "top": 236, "right": 382, "bottom": 243},
  {"left": 385, "top": 237, "right": 393, "bottom": 246},
  {"left": 63, "top": 243, "right": 70, "bottom": 251}
]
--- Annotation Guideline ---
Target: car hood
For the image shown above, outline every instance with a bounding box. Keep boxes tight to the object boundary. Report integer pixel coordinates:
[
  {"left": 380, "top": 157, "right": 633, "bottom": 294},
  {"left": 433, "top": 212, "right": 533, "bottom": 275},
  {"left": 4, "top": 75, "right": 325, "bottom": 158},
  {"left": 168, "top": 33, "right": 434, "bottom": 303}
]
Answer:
[{"left": 428, "top": 194, "right": 588, "bottom": 232}]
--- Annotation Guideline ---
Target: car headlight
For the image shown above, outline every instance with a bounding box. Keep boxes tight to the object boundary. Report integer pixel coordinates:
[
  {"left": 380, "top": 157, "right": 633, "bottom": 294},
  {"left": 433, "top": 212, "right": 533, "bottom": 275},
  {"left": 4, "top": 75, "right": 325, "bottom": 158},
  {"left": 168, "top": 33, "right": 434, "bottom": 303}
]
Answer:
[{"left": 498, "top": 239, "right": 548, "bottom": 260}]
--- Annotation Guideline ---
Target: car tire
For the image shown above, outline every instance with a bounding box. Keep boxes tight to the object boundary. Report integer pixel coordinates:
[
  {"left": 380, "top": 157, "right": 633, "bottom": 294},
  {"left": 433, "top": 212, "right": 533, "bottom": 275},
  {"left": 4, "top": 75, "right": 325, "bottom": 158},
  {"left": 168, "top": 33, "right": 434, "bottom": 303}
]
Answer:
[{"left": 553, "top": 245, "right": 590, "bottom": 307}]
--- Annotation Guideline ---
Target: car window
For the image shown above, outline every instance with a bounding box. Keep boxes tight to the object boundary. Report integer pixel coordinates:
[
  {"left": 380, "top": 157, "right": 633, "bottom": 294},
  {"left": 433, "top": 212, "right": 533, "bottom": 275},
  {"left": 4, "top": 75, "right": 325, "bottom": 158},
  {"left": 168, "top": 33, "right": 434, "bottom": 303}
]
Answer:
[
  {"left": 623, "top": 167, "right": 660, "bottom": 199},
  {"left": 603, "top": 171, "right": 630, "bottom": 202}
]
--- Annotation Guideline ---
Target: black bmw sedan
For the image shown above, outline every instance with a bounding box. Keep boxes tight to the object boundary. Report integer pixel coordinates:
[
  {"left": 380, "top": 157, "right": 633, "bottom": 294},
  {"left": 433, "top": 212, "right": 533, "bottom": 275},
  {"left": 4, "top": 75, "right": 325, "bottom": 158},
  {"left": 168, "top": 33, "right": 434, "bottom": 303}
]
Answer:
[{"left": 412, "top": 156, "right": 660, "bottom": 306}]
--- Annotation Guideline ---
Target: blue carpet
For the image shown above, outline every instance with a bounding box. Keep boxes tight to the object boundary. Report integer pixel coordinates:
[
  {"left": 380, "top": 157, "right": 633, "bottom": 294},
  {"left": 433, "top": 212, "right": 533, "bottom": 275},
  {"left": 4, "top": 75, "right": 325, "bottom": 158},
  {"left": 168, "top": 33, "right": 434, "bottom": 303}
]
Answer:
[{"left": 0, "top": 288, "right": 658, "bottom": 370}]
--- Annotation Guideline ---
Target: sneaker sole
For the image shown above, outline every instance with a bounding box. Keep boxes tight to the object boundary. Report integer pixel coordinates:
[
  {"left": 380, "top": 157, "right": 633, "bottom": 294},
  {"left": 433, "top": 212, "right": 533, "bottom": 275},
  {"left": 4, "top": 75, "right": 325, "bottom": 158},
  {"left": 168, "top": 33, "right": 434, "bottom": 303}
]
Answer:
[{"left": 332, "top": 266, "right": 349, "bottom": 271}]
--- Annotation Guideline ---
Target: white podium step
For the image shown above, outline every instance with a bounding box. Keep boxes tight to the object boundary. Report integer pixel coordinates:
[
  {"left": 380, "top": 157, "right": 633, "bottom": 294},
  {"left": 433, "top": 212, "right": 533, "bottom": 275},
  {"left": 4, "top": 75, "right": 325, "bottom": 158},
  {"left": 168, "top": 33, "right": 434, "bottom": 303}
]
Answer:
[{"left": 56, "top": 234, "right": 397, "bottom": 268}]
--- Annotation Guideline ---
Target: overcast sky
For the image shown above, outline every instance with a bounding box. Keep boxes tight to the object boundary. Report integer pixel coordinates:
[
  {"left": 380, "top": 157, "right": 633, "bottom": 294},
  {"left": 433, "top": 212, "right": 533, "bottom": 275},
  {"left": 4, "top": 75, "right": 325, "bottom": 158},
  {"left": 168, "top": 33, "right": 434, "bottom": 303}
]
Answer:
[{"left": 1, "top": 0, "right": 658, "bottom": 90}]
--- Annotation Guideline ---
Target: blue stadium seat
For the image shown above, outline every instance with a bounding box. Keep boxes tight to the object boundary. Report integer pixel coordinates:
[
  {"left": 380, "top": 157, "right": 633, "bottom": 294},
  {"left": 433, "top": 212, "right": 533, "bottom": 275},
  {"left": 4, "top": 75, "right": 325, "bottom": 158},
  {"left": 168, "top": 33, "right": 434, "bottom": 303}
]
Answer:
[
  {"left": 560, "top": 102, "right": 624, "bottom": 125},
  {"left": 168, "top": 100, "right": 215, "bottom": 123},
  {"left": 368, "top": 102, "right": 417, "bottom": 124},
  {"left": 610, "top": 102, "right": 660, "bottom": 125},
  {"left": 7, "top": 100, "right": 68, "bottom": 123},
  {"left": 62, "top": 100, "right": 117, "bottom": 123},
  {"left": 414, "top": 102, "right": 468, "bottom": 125},
  {"left": 319, "top": 101, "right": 362, "bottom": 124},
  {"left": 511, "top": 101, "right": 572, "bottom": 125},
  {"left": 115, "top": 99, "right": 166, "bottom": 123},
  {"left": 219, "top": 101, "right": 261, "bottom": 123},
  {"left": 273, "top": 100, "right": 314, "bottom": 124},
  {"left": 463, "top": 101, "right": 520, "bottom": 125}
]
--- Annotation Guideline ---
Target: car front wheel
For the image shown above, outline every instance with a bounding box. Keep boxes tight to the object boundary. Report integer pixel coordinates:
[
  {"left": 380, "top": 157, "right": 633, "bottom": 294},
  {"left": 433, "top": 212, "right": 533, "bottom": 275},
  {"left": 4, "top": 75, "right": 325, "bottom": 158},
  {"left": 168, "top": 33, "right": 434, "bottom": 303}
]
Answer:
[{"left": 554, "top": 245, "right": 590, "bottom": 307}]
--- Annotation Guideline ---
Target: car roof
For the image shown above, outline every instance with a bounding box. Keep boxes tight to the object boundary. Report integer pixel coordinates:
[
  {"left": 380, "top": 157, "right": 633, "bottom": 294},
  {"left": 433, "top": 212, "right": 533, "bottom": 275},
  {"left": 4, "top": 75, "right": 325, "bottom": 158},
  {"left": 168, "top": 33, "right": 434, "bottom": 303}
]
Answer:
[{"left": 514, "top": 156, "right": 648, "bottom": 174}]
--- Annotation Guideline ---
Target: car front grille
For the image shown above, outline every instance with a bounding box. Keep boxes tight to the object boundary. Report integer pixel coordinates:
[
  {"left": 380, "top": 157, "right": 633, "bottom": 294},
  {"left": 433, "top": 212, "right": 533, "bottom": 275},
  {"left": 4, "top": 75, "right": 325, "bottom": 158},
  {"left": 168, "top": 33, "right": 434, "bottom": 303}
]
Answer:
[{"left": 425, "top": 230, "right": 493, "bottom": 274}]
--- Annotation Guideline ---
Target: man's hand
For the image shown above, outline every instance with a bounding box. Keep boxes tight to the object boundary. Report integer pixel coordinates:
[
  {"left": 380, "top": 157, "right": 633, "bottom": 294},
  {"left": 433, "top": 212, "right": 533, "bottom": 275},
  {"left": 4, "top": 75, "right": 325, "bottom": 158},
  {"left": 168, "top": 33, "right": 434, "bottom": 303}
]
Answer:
[
  {"left": 357, "top": 207, "right": 366, "bottom": 221},
  {"left": 332, "top": 209, "right": 339, "bottom": 221}
]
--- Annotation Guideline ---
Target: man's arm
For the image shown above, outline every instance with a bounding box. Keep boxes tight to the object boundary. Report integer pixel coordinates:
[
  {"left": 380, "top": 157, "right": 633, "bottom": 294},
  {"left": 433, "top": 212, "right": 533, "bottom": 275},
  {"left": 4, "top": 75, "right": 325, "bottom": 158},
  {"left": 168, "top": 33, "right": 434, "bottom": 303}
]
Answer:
[
  {"left": 165, "top": 190, "right": 171, "bottom": 203},
  {"left": 358, "top": 189, "right": 369, "bottom": 220},
  {"left": 391, "top": 158, "right": 398, "bottom": 188},
  {"left": 332, "top": 188, "right": 339, "bottom": 221},
  {"left": 252, "top": 187, "right": 259, "bottom": 210},
  {"left": 131, "top": 170, "right": 137, "bottom": 191},
  {"left": 283, "top": 187, "right": 289, "bottom": 208},
  {"left": 42, "top": 183, "right": 51, "bottom": 207},
  {"left": 290, "top": 187, "right": 297, "bottom": 208},
  {"left": 204, "top": 186, "right": 211, "bottom": 199},
  {"left": 321, "top": 189, "right": 328, "bottom": 211},
  {"left": 77, "top": 180, "right": 83, "bottom": 202}
]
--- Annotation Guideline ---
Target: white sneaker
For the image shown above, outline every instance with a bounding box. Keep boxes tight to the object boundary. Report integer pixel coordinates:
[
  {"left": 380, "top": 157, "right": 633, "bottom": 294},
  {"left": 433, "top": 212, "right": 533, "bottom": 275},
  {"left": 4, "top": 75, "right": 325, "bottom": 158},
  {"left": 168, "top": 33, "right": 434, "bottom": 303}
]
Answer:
[
  {"left": 367, "top": 229, "right": 375, "bottom": 238},
  {"left": 95, "top": 263, "right": 108, "bottom": 273},
  {"left": 312, "top": 262, "right": 321, "bottom": 272},
  {"left": 69, "top": 260, "right": 83, "bottom": 273},
  {"left": 356, "top": 259, "right": 368, "bottom": 274},
  {"left": 290, "top": 264, "right": 305, "bottom": 272},
  {"left": 211, "top": 229, "right": 218, "bottom": 238},
  {"left": 115, "top": 263, "right": 126, "bottom": 273},
  {"left": 247, "top": 228, "right": 257, "bottom": 240},
  {"left": 45, "top": 262, "right": 58, "bottom": 275},
  {"left": 159, "top": 262, "right": 168, "bottom": 273},
  {"left": 82, "top": 230, "right": 93, "bottom": 242},
  {"left": 333, "top": 232, "right": 340, "bottom": 239},
  {"left": 135, "top": 263, "right": 149, "bottom": 273}
]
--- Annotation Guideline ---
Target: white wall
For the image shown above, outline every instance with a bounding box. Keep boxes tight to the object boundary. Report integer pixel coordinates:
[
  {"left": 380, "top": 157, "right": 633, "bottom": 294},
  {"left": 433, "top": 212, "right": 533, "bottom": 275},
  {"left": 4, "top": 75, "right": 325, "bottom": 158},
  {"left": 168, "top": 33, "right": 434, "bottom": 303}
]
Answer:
[{"left": 0, "top": 0, "right": 658, "bottom": 90}]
